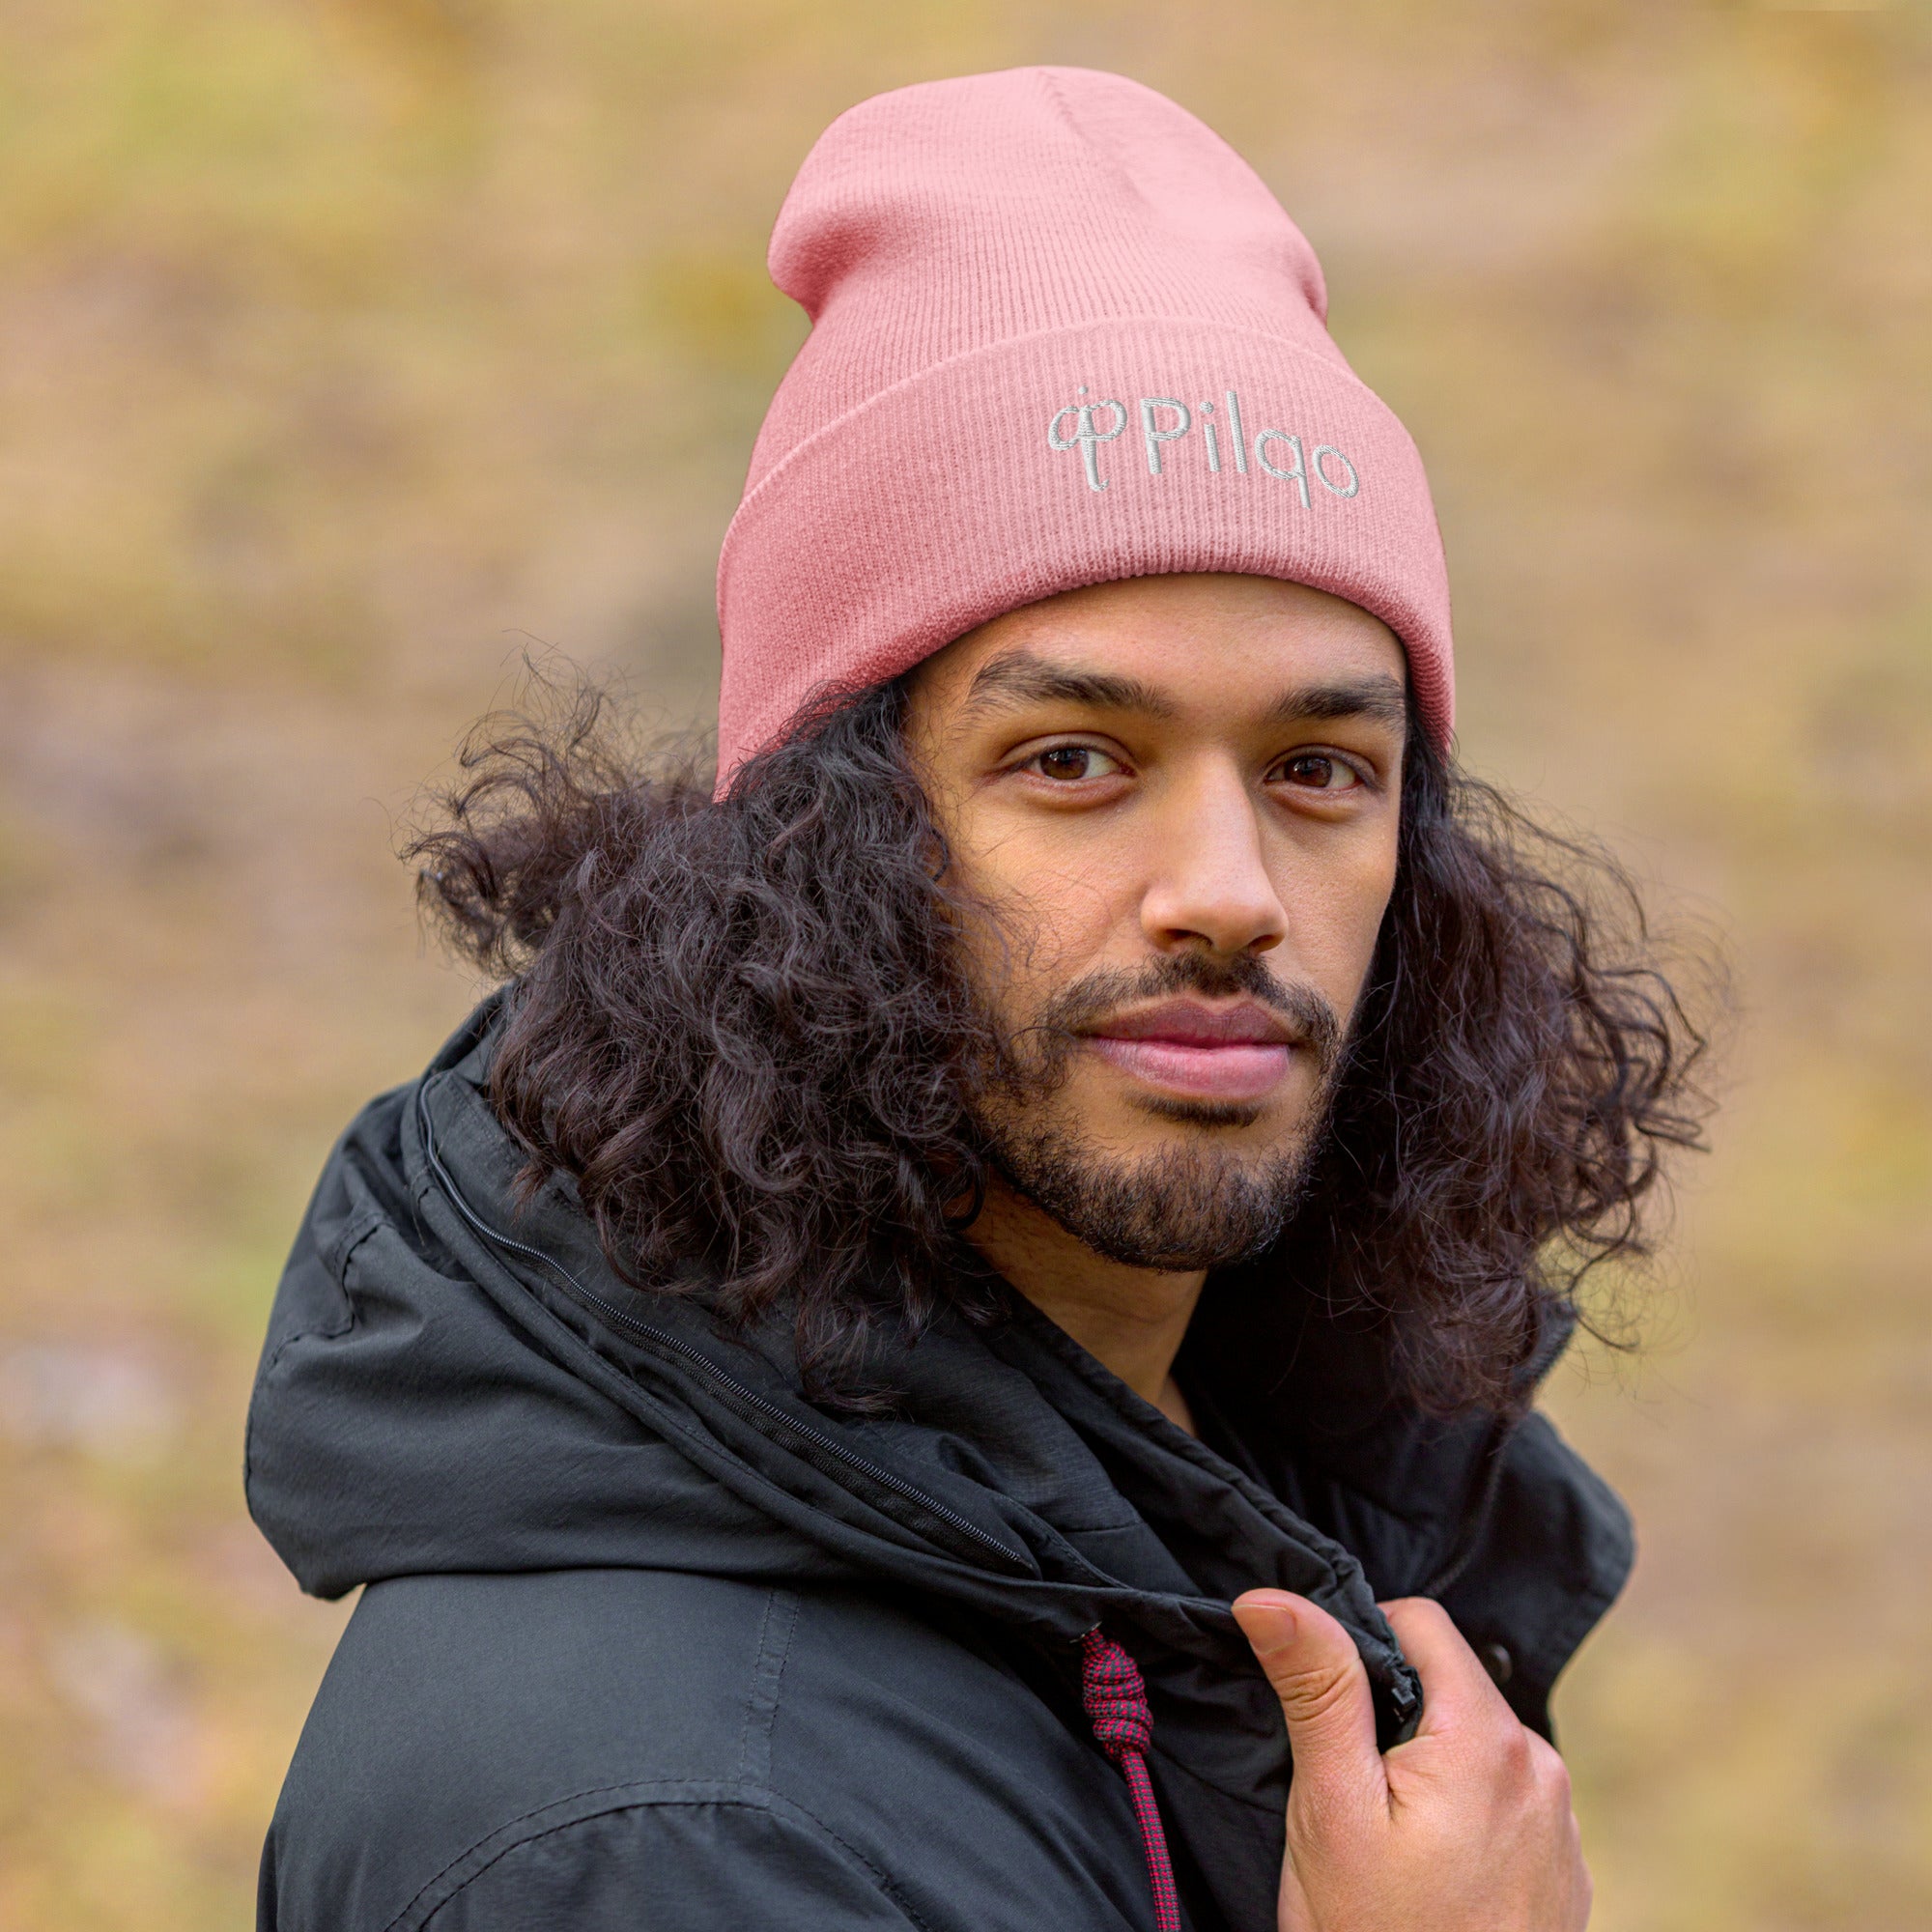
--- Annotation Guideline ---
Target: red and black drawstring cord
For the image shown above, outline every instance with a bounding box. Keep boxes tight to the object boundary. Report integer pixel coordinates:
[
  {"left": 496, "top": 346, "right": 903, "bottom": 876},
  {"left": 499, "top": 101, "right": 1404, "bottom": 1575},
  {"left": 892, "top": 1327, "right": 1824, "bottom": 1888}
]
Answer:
[{"left": 1079, "top": 1628, "right": 1181, "bottom": 1932}]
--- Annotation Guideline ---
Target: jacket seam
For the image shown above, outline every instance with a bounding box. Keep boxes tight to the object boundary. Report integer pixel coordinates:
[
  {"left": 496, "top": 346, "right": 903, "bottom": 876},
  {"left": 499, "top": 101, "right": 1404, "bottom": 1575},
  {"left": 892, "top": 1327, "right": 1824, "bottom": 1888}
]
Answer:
[
  {"left": 385, "top": 1777, "right": 665, "bottom": 1931},
  {"left": 258, "top": 1207, "right": 380, "bottom": 1383},
  {"left": 766, "top": 1789, "right": 935, "bottom": 1932},
  {"left": 325, "top": 1199, "right": 387, "bottom": 1284},
  {"left": 737, "top": 1586, "right": 799, "bottom": 1787},
  {"left": 244, "top": 1206, "right": 381, "bottom": 1492},
  {"left": 393, "top": 1780, "right": 929, "bottom": 1932}
]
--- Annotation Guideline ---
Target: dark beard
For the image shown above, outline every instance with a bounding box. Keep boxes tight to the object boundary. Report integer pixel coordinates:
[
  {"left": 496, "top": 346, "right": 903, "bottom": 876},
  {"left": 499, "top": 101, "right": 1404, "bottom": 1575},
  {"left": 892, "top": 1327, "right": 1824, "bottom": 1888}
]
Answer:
[
  {"left": 987, "top": 1117, "right": 1323, "bottom": 1270},
  {"left": 974, "top": 952, "right": 1346, "bottom": 1271}
]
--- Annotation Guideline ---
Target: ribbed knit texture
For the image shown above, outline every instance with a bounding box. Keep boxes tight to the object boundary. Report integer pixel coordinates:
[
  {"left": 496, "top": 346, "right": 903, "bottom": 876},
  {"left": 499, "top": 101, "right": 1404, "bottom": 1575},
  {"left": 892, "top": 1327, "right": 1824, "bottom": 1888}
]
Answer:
[
  {"left": 716, "top": 67, "right": 1454, "bottom": 782},
  {"left": 1080, "top": 1628, "right": 1181, "bottom": 1932}
]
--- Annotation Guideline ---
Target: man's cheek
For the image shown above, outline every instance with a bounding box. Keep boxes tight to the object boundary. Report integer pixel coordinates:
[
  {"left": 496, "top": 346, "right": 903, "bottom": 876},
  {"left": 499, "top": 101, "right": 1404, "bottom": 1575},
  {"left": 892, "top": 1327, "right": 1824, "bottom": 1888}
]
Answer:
[
  {"left": 984, "top": 901, "right": 1114, "bottom": 1012},
  {"left": 1303, "top": 875, "right": 1395, "bottom": 1019}
]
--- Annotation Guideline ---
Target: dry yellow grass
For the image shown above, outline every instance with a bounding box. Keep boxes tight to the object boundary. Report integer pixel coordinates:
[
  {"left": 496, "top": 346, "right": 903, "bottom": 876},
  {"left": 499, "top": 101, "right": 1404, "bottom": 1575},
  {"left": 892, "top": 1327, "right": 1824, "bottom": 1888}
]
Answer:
[{"left": 1, "top": 4, "right": 1927, "bottom": 1926}]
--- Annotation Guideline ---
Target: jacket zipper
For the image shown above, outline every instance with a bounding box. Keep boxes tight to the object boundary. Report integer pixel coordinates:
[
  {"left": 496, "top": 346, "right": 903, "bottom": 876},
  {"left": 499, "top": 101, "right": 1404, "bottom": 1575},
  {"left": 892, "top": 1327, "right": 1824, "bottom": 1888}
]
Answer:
[{"left": 413, "top": 1080, "right": 1022, "bottom": 1570}]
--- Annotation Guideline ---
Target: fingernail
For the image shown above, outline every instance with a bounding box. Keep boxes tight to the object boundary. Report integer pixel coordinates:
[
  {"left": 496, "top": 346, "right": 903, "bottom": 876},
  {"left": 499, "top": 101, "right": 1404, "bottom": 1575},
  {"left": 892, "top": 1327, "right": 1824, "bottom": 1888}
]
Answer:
[{"left": 1234, "top": 1592, "right": 1298, "bottom": 1644}]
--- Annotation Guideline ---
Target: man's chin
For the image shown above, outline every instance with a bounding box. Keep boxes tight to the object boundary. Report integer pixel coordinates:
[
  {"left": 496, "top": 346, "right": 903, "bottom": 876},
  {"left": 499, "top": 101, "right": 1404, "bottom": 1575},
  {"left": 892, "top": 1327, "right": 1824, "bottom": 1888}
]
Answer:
[{"left": 986, "top": 1121, "right": 1318, "bottom": 1273}]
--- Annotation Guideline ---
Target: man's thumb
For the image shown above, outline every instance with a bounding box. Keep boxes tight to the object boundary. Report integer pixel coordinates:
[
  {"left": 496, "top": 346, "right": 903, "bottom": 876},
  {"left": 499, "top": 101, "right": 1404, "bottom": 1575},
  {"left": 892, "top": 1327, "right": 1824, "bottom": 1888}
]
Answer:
[{"left": 1232, "top": 1590, "right": 1382, "bottom": 1791}]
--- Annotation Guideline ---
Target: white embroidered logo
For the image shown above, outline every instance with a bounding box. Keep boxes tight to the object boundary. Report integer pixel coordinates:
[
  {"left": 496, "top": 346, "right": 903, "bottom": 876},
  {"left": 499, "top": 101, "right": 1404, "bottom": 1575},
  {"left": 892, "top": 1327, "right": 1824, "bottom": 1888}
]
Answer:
[
  {"left": 1046, "top": 387, "right": 1360, "bottom": 502},
  {"left": 1045, "top": 390, "right": 1128, "bottom": 491}
]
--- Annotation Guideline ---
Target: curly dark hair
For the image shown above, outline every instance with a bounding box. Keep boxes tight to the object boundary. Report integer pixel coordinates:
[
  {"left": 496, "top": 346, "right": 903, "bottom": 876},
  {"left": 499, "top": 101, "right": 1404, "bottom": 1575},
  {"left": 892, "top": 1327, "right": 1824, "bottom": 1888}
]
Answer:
[{"left": 410, "top": 670, "right": 1714, "bottom": 1414}]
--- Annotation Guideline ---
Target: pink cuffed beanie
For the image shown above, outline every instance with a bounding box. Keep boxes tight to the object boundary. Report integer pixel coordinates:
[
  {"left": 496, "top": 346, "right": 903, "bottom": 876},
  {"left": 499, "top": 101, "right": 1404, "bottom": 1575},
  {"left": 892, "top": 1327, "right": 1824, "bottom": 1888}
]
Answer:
[{"left": 715, "top": 66, "right": 1453, "bottom": 781}]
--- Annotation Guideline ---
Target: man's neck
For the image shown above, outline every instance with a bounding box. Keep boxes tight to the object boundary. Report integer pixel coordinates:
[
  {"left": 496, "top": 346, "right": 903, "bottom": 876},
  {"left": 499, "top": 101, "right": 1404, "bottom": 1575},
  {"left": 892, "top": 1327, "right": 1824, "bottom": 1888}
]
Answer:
[{"left": 966, "top": 1172, "right": 1204, "bottom": 1435}]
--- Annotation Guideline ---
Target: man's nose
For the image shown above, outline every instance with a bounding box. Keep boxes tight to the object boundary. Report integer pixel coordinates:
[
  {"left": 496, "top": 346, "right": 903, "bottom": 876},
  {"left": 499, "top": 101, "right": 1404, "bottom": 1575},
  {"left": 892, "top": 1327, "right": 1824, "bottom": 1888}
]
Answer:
[{"left": 1138, "top": 762, "right": 1289, "bottom": 958}]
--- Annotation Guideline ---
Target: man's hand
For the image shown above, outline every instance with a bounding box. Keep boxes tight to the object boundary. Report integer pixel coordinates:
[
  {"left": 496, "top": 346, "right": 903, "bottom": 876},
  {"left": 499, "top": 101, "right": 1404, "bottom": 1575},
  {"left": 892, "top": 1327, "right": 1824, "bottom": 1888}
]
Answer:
[{"left": 1232, "top": 1591, "right": 1591, "bottom": 1932}]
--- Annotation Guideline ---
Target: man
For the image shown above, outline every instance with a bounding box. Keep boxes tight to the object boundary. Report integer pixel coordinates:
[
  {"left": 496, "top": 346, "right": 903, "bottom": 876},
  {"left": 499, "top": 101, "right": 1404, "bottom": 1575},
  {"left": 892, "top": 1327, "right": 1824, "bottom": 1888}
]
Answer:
[{"left": 249, "top": 68, "right": 1707, "bottom": 1931}]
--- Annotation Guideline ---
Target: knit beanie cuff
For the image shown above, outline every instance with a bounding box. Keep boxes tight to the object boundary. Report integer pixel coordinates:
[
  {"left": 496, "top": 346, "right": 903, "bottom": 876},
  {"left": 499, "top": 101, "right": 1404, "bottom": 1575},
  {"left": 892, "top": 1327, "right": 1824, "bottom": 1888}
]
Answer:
[{"left": 717, "top": 313, "right": 1452, "bottom": 781}]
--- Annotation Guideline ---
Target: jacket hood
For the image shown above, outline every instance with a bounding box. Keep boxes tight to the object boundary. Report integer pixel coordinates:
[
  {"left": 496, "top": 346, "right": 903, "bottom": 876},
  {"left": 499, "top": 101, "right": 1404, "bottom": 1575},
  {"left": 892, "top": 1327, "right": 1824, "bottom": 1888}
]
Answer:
[
  {"left": 253, "top": 992, "right": 1428, "bottom": 1652},
  {"left": 248, "top": 998, "right": 1632, "bottom": 1903}
]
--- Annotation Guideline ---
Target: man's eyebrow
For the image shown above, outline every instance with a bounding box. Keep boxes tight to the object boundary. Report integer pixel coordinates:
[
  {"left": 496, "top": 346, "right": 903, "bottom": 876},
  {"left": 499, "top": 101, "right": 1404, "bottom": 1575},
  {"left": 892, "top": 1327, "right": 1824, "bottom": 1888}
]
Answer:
[
  {"left": 960, "top": 648, "right": 1177, "bottom": 719},
  {"left": 959, "top": 652, "right": 1409, "bottom": 733},
  {"left": 1262, "top": 673, "right": 1409, "bottom": 732}
]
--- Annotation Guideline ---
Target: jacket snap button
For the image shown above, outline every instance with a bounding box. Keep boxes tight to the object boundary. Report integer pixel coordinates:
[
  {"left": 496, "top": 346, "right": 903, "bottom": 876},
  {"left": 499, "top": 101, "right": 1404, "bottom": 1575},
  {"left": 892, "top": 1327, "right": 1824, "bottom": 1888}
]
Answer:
[{"left": 1479, "top": 1641, "right": 1514, "bottom": 1687}]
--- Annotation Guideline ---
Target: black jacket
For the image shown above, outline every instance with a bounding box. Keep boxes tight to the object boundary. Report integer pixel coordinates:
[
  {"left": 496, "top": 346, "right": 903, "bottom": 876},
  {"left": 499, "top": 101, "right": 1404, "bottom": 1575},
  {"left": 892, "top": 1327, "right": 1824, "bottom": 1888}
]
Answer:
[{"left": 248, "top": 1003, "right": 1633, "bottom": 1931}]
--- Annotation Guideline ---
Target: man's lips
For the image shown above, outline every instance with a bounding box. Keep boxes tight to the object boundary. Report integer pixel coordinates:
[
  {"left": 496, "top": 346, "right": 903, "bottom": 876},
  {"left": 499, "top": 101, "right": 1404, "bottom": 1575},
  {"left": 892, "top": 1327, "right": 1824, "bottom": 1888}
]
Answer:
[
  {"left": 1080, "top": 999, "right": 1300, "bottom": 1102},
  {"left": 1090, "top": 999, "right": 1295, "bottom": 1047}
]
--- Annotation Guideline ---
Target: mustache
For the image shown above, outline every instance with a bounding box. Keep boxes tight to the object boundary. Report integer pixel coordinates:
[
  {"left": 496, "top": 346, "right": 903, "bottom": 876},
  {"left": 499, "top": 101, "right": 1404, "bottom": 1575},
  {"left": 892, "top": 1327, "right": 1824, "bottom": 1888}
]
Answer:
[{"left": 1021, "top": 952, "right": 1345, "bottom": 1077}]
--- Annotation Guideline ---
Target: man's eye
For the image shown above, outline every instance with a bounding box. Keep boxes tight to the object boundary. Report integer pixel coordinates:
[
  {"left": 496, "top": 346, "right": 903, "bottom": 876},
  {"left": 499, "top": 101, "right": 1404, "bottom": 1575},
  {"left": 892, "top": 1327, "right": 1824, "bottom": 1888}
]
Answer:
[
  {"left": 1276, "top": 753, "right": 1361, "bottom": 791},
  {"left": 1031, "top": 746, "right": 1120, "bottom": 781}
]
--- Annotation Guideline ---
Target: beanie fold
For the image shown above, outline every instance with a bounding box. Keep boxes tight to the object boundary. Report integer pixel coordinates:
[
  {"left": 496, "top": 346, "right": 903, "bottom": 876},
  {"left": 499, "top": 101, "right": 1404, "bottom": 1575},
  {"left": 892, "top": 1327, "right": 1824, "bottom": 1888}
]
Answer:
[{"left": 717, "top": 316, "right": 1452, "bottom": 782}]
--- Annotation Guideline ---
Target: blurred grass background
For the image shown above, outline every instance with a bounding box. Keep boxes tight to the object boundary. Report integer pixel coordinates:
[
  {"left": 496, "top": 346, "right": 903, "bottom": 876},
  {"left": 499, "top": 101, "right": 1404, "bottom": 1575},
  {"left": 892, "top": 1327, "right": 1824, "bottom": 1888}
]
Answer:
[{"left": 1, "top": 2, "right": 1927, "bottom": 1926}]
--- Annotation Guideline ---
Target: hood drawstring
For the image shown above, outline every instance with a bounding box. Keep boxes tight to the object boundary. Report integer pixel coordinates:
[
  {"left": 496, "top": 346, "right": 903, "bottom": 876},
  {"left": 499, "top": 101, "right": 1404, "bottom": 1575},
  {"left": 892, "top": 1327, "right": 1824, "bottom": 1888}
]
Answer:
[{"left": 1080, "top": 1629, "right": 1181, "bottom": 1932}]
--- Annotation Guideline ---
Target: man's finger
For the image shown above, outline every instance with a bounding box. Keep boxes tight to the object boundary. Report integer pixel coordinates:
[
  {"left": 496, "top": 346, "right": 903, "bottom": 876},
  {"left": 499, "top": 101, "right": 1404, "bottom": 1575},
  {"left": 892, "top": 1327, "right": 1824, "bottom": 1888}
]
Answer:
[
  {"left": 1378, "top": 1597, "right": 1516, "bottom": 1738},
  {"left": 1232, "top": 1590, "right": 1382, "bottom": 1795}
]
